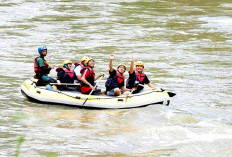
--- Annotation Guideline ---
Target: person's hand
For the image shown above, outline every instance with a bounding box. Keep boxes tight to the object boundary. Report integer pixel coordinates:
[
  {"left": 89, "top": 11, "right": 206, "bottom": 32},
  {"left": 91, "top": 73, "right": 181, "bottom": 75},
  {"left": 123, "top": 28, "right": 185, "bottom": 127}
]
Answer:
[
  {"left": 99, "top": 73, "right": 105, "bottom": 78},
  {"left": 131, "top": 56, "right": 135, "bottom": 63},
  {"left": 90, "top": 85, "right": 95, "bottom": 91},
  {"left": 110, "top": 54, "right": 115, "bottom": 60},
  {"left": 153, "top": 87, "right": 164, "bottom": 92},
  {"left": 57, "top": 80, "right": 61, "bottom": 85},
  {"left": 131, "top": 88, "right": 136, "bottom": 92},
  {"left": 50, "top": 65, "right": 54, "bottom": 69}
]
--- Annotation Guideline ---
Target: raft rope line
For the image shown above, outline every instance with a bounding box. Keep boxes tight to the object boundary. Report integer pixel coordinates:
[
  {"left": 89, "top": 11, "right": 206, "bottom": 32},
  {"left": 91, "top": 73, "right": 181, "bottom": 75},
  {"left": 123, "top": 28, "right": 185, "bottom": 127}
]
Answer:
[
  {"left": 29, "top": 79, "right": 114, "bottom": 100},
  {"left": 29, "top": 79, "right": 80, "bottom": 99},
  {"left": 29, "top": 79, "right": 164, "bottom": 100}
]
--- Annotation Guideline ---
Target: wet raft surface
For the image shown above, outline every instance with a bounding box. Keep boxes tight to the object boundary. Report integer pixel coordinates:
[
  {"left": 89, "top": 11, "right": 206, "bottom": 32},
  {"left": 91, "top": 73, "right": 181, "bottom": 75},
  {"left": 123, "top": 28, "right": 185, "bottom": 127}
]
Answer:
[{"left": 21, "top": 79, "right": 172, "bottom": 109}]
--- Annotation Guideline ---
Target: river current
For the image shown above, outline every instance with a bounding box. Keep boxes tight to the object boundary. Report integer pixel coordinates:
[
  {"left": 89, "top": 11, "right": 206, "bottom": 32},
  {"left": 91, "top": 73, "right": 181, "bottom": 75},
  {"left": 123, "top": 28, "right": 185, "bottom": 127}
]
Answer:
[{"left": 0, "top": 0, "right": 232, "bottom": 156}]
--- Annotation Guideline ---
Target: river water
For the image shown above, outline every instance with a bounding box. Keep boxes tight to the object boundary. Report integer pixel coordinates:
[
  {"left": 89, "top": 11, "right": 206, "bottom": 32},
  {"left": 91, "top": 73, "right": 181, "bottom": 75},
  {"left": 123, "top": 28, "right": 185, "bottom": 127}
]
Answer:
[{"left": 0, "top": 0, "right": 232, "bottom": 156}]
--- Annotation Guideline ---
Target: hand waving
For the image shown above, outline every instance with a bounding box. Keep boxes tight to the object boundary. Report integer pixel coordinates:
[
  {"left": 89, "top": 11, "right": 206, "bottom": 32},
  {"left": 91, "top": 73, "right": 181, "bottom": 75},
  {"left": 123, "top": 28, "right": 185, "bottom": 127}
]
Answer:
[{"left": 110, "top": 54, "right": 115, "bottom": 60}]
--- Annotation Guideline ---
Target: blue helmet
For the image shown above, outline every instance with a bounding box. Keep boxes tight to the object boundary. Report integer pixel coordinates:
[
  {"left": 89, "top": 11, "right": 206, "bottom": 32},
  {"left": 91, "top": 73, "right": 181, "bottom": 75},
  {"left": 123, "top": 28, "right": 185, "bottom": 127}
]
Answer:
[{"left": 38, "top": 46, "right": 47, "bottom": 55}]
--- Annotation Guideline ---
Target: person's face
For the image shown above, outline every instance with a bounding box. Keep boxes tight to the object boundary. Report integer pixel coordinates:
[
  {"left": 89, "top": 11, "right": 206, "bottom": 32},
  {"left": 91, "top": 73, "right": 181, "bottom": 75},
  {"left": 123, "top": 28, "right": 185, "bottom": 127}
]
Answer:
[
  {"left": 67, "top": 63, "right": 72, "bottom": 69},
  {"left": 88, "top": 60, "right": 94, "bottom": 68},
  {"left": 135, "top": 65, "right": 144, "bottom": 72},
  {"left": 42, "top": 50, "right": 47, "bottom": 56},
  {"left": 82, "top": 61, "right": 87, "bottom": 67},
  {"left": 118, "top": 66, "right": 126, "bottom": 74}
]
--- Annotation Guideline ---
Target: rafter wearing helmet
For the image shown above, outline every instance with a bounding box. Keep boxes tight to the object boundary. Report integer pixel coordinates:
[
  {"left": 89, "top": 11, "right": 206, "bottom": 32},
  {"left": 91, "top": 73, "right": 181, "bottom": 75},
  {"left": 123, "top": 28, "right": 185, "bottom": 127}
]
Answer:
[
  {"left": 56, "top": 60, "right": 76, "bottom": 83},
  {"left": 127, "top": 57, "right": 157, "bottom": 93},
  {"left": 80, "top": 57, "right": 105, "bottom": 95},
  {"left": 105, "top": 54, "right": 131, "bottom": 96},
  {"left": 34, "top": 46, "right": 57, "bottom": 85},
  {"left": 74, "top": 56, "right": 90, "bottom": 82}
]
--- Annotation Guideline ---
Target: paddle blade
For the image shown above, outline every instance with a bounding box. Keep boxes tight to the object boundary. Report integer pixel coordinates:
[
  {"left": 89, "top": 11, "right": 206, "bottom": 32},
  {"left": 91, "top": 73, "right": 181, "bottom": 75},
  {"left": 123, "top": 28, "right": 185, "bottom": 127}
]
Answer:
[
  {"left": 82, "top": 98, "right": 88, "bottom": 106},
  {"left": 167, "top": 92, "right": 176, "bottom": 97}
]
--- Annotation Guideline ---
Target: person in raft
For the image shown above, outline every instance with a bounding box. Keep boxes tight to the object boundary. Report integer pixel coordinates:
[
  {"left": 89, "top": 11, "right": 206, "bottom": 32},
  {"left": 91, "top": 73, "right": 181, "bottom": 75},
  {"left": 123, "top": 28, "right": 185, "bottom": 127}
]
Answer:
[
  {"left": 126, "top": 57, "right": 158, "bottom": 93},
  {"left": 34, "top": 46, "right": 57, "bottom": 86},
  {"left": 73, "top": 56, "right": 90, "bottom": 82},
  {"left": 80, "top": 58, "right": 105, "bottom": 95},
  {"left": 105, "top": 54, "right": 131, "bottom": 96},
  {"left": 56, "top": 60, "right": 77, "bottom": 91}
]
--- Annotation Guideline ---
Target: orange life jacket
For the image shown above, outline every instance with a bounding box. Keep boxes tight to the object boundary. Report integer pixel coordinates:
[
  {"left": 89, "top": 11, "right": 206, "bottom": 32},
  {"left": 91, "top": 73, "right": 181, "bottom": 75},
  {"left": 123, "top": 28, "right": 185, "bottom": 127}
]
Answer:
[
  {"left": 34, "top": 57, "right": 48, "bottom": 74},
  {"left": 80, "top": 67, "right": 95, "bottom": 86},
  {"left": 135, "top": 71, "right": 145, "bottom": 83},
  {"left": 116, "top": 71, "right": 125, "bottom": 84}
]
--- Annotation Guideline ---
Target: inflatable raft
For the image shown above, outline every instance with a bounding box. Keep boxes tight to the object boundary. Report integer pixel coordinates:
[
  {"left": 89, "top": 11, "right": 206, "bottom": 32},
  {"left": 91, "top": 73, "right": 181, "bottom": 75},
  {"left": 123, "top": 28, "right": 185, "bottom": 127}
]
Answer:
[{"left": 21, "top": 79, "right": 175, "bottom": 109}]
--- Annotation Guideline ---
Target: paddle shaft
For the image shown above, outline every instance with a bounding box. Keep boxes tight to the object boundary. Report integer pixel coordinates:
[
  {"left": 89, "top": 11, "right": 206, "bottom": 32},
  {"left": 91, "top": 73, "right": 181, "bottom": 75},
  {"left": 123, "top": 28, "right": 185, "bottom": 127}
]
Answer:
[
  {"left": 50, "top": 83, "right": 80, "bottom": 86},
  {"left": 128, "top": 88, "right": 135, "bottom": 96},
  {"left": 125, "top": 88, "right": 135, "bottom": 103},
  {"left": 138, "top": 84, "right": 145, "bottom": 87},
  {"left": 138, "top": 83, "right": 157, "bottom": 90},
  {"left": 82, "top": 76, "right": 103, "bottom": 106},
  {"left": 138, "top": 84, "right": 176, "bottom": 97}
]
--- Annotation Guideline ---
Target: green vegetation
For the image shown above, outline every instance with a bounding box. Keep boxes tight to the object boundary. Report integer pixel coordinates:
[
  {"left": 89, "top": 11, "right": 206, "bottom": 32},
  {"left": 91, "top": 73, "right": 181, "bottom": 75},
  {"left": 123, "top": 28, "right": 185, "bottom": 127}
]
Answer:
[
  {"left": 15, "top": 136, "right": 24, "bottom": 157},
  {"left": 44, "top": 152, "right": 58, "bottom": 157},
  {"left": 10, "top": 112, "right": 28, "bottom": 122}
]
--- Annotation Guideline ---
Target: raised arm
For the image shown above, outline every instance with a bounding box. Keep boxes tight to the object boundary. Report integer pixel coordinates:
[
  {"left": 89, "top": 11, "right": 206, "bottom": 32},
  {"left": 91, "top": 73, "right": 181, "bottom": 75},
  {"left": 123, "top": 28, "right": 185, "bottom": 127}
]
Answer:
[
  {"left": 129, "top": 57, "right": 135, "bottom": 74},
  {"left": 109, "top": 54, "right": 114, "bottom": 72}
]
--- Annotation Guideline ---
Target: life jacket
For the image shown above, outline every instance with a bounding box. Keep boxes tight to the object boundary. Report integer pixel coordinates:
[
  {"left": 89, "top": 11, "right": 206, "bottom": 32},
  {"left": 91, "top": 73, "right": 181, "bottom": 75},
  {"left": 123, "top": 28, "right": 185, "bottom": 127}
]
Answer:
[
  {"left": 74, "top": 61, "right": 84, "bottom": 69},
  {"left": 116, "top": 71, "right": 125, "bottom": 84},
  {"left": 80, "top": 67, "right": 95, "bottom": 86},
  {"left": 135, "top": 71, "right": 145, "bottom": 83},
  {"left": 56, "top": 67, "right": 76, "bottom": 83},
  {"left": 34, "top": 57, "right": 49, "bottom": 74},
  {"left": 126, "top": 71, "right": 145, "bottom": 89},
  {"left": 105, "top": 70, "right": 125, "bottom": 90}
]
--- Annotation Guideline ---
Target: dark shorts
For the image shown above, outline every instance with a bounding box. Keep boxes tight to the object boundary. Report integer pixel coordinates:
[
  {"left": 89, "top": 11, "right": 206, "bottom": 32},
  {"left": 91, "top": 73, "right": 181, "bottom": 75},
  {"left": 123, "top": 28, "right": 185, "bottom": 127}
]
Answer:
[
  {"left": 132, "top": 89, "right": 144, "bottom": 94},
  {"left": 58, "top": 86, "right": 80, "bottom": 91},
  {"left": 36, "top": 76, "right": 57, "bottom": 86}
]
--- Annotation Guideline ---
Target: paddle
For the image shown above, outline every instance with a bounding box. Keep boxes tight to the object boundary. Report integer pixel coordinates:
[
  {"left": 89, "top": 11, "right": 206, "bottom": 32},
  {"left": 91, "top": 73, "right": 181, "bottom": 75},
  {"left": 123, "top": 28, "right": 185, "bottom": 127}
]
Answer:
[
  {"left": 82, "top": 75, "right": 104, "bottom": 106},
  {"left": 138, "top": 84, "right": 163, "bottom": 91},
  {"left": 128, "top": 88, "right": 135, "bottom": 96},
  {"left": 138, "top": 84, "right": 176, "bottom": 97},
  {"left": 125, "top": 88, "right": 135, "bottom": 103},
  {"left": 50, "top": 83, "right": 80, "bottom": 86}
]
